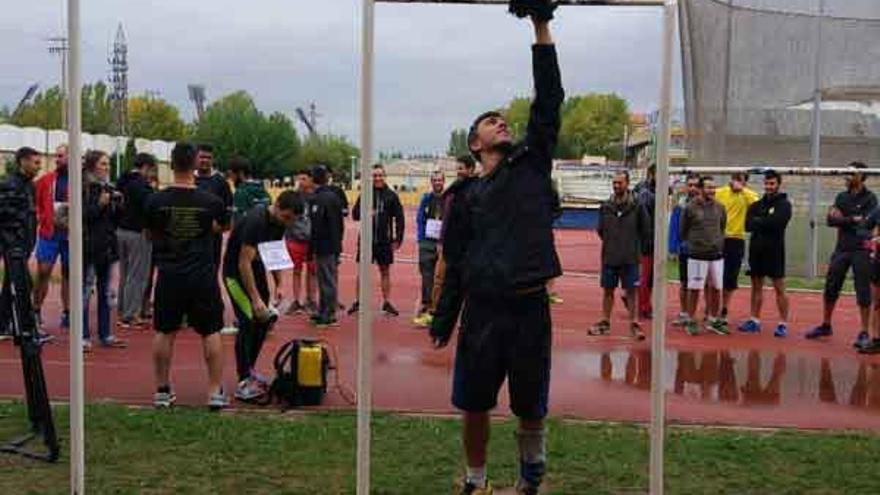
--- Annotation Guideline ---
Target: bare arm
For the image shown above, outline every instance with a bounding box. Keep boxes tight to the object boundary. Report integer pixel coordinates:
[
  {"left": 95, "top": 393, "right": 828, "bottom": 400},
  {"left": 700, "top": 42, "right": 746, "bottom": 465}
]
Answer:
[{"left": 239, "top": 244, "right": 268, "bottom": 318}]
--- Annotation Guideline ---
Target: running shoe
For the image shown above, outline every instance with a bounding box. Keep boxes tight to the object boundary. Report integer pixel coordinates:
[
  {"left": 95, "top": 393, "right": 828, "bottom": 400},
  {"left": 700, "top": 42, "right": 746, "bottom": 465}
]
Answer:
[
  {"left": 154, "top": 389, "right": 177, "bottom": 409},
  {"left": 709, "top": 318, "right": 730, "bottom": 336},
  {"left": 853, "top": 331, "right": 871, "bottom": 350},
  {"left": 461, "top": 481, "right": 493, "bottom": 495},
  {"left": 37, "top": 331, "right": 55, "bottom": 345},
  {"left": 285, "top": 300, "right": 305, "bottom": 315},
  {"left": 412, "top": 313, "right": 431, "bottom": 327},
  {"left": 738, "top": 319, "right": 761, "bottom": 333},
  {"left": 235, "top": 379, "right": 267, "bottom": 402},
  {"left": 685, "top": 319, "right": 700, "bottom": 336},
  {"left": 82, "top": 340, "right": 92, "bottom": 353},
  {"left": 805, "top": 324, "right": 833, "bottom": 340},
  {"left": 515, "top": 479, "right": 539, "bottom": 495},
  {"left": 548, "top": 292, "right": 564, "bottom": 305},
  {"left": 382, "top": 301, "right": 400, "bottom": 317},
  {"left": 305, "top": 300, "right": 318, "bottom": 315},
  {"left": 857, "top": 339, "right": 880, "bottom": 354},
  {"left": 672, "top": 313, "right": 689, "bottom": 327},
  {"left": 100, "top": 336, "right": 128, "bottom": 348},
  {"left": 208, "top": 389, "right": 229, "bottom": 411},
  {"left": 347, "top": 301, "right": 360, "bottom": 316},
  {"left": 774, "top": 323, "right": 788, "bottom": 338}
]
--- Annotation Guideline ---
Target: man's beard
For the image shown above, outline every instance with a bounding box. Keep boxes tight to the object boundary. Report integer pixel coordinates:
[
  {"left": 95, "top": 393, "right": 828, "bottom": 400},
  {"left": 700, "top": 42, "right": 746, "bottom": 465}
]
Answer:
[{"left": 489, "top": 140, "right": 515, "bottom": 156}]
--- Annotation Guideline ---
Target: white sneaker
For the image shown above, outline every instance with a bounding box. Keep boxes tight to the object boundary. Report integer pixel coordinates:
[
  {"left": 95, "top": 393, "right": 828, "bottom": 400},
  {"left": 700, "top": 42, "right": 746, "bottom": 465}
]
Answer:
[{"left": 154, "top": 390, "right": 177, "bottom": 409}]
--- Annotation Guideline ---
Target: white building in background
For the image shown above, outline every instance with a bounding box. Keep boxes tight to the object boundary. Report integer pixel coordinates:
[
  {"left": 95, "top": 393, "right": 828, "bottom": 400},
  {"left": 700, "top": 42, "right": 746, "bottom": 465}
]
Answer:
[{"left": 0, "top": 124, "right": 175, "bottom": 182}]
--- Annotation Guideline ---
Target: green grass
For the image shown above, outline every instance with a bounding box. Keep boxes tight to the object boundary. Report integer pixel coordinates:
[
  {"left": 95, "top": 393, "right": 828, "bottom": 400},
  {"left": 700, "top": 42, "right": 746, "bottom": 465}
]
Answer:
[{"left": 2, "top": 402, "right": 880, "bottom": 494}]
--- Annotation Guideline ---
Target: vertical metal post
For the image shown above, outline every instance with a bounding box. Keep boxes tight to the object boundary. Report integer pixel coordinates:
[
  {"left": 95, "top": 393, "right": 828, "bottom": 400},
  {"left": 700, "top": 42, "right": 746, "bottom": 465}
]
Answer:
[
  {"left": 357, "top": 0, "right": 375, "bottom": 494},
  {"left": 650, "top": 1, "right": 677, "bottom": 494},
  {"left": 67, "top": 0, "right": 85, "bottom": 493},
  {"left": 808, "top": 0, "right": 825, "bottom": 279}
]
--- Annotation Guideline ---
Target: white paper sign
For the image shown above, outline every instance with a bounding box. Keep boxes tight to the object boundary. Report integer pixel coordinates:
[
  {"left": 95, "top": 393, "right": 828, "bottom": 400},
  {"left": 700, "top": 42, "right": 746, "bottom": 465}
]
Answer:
[
  {"left": 258, "top": 240, "right": 294, "bottom": 271},
  {"left": 425, "top": 219, "right": 443, "bottom": 240}
]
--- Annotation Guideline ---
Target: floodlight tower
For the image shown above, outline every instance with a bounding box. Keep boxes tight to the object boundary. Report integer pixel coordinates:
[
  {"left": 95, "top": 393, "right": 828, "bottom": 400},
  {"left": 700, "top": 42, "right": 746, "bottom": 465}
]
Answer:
[
  {"left": 109, "top": 23, "right": 129, "bottom": 136},
  {"left": 47, "top": 36, "right": 68, "bottom": 128},
  {"left": 188, "top": 84, "right": 206, "bottom": 122}
]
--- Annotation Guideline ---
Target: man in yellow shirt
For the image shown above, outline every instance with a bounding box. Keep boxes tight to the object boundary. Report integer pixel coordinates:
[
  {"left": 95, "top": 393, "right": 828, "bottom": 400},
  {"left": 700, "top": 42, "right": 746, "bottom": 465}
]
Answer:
[{"left": 715, "top": 172, "right": 760, "bottom": 321}]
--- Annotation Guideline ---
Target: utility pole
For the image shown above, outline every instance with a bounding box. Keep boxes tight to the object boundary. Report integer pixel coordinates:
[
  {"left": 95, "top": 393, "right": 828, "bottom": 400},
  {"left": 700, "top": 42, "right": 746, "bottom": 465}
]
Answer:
[{"left": 47, "top": 36, "right": 69, "bottom": 128}]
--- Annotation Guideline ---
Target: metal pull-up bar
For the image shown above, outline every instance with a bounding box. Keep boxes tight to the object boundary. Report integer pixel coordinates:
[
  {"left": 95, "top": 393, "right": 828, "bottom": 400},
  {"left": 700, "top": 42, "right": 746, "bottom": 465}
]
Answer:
[{"left": 376, "top": 0, "right": 665, "bottom": 5}]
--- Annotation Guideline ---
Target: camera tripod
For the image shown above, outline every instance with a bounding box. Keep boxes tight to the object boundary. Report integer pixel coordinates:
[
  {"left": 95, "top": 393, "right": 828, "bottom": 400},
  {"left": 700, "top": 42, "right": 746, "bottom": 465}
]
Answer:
[{"left": 0, "top": 254, "right": 59, "bottom": 462}]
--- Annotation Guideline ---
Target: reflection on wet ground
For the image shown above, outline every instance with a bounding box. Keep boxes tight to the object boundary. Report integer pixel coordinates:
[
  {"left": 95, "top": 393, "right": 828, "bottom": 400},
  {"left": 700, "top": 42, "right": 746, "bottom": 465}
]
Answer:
[{"left": 590, "top": 348, "right": 880, "bottom": 412}]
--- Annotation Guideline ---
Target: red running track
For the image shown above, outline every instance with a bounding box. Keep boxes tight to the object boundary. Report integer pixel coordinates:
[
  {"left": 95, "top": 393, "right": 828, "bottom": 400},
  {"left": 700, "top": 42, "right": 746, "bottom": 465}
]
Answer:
[{"left": 1, "top": 212, "right": 879, "bottom": 430}]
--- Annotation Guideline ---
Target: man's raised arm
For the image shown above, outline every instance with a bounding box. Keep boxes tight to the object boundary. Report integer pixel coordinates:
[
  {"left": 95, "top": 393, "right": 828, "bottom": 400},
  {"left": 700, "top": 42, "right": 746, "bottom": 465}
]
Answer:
[{"left": 525, "top": 17, "right": 564, "bottom": 171}]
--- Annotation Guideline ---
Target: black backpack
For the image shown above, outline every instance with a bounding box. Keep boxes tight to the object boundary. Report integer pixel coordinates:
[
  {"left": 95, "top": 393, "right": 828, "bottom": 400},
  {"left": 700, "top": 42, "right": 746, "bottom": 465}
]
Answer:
[{"left": 270, "top": 339, "right": 330, "bottom": 408}]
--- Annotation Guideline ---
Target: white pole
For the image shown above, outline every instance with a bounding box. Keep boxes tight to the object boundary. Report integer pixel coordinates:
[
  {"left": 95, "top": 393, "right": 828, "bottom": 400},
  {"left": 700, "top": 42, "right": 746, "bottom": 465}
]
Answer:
[
  {"left": 650, "top": 1, "right": 676, "bottom": 494},
  {"left": 808, "top": 0, "right": 825, "bottom": 279},
  {"left": 357, "top": 0, "right": 375, "bottom": 493},
  {"left": 67, "top": 0, "right": 85, "bottom": 493}
]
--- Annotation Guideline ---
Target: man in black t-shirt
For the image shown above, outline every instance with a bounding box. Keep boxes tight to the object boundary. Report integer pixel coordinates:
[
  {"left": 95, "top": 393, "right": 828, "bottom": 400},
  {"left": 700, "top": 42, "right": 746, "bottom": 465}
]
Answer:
[
  {"left": 223, "top": 191, "right": 303, "bottom": 401},
  {"left": 145, "top": 142, "right": 228, "bottom": 410},
  {"left": 194, "top": 143, "right": 233, "bottom": 270}
]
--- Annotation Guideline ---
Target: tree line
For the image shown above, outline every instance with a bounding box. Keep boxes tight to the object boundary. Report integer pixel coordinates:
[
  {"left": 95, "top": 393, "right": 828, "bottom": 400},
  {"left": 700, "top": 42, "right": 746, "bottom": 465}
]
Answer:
[
  {"left": 448, "top": 92, "right": 630, "bottom": 161},
  {"left": 3, "top": 83, "right": 358, "bottom": 182}
]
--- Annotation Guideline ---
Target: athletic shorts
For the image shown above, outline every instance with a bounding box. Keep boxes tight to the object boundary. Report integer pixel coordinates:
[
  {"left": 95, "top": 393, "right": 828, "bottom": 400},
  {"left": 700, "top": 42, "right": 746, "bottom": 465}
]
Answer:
[
  {"left": 723, "top": 238, "right": 745, "bottom": 290},
  {"left": 824, "top": 250, "right": 871, "bottom": 307},
  {"left": 687, "top": 258, "right": 724, "bottom": 291},
  {"left": 452, "top": 289, "right": 551, "bottom": 420},
  {"left": 356, "top": 242, "right": 393, "bottom": 266},
  {"left": 748, "top": 244, "right": 785, "bottom": 280},
  {"left": 678, "top": 254, "right": 689, "bottom": 284},
  {"left": 601, "top": 264, "right": 639, "bottom": 290},
  {"left": 286, "top": 240, "right": 316, "bottom": 273},
  {"left": 35, "top": 235, "right": 69, "bottom": 270},
  {"left": 153, "top": 271, "right": 224, "bottom": 336}
]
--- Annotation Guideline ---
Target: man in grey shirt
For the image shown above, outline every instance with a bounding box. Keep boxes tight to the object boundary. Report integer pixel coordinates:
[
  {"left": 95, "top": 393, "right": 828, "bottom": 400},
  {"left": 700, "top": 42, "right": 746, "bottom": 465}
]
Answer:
[{"left": 680, "top": 176, "right": 728, "bottom": 336}]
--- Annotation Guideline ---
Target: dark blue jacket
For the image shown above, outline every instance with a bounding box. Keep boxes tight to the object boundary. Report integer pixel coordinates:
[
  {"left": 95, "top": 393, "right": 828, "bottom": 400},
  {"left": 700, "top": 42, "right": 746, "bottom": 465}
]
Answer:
[{"left": 416, "top": 191, "right": 444, "bottom": 242}]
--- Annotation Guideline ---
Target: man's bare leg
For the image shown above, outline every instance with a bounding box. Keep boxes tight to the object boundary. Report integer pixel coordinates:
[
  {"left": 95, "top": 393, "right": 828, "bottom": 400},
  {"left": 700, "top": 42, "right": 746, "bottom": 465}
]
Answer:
[
  {"left": 602, "top": 288, "right": 614, "bottom": 322},
  {"left": 292, "top": 267, "right": 303, "bottom": 303},
  {"left": 463, "top": 411, "right": 490, "bottom": 487},
  {"left": 306, "top": 269, "right": 317, "bottom": 303},
  {"left": 32, "top": 262, "right": 53, "bottom": 315},
  {"left": 60, "top": 268, "right": 69, "bottom": 313},
  {"left": 687, "top": 289, "right": 700, "bottom": 319},
  {"left": 202, "top": 333, "right": 224, "bottom": 396},
  {"left": 153, "top": 332, "right": 176, "bottom": 389},
  {"left": 772, "top": 278, "right": 790, "bottom": 323},
  {"left": 750, "top": 277, "right": 764, "bottom": 320},
  {"left": 380, "top": 265, "right": 391, "bottom": 302},
  {"left": 625, "top": 287, "right": 637, "bottom": 326},
  {"left": 706, "top": 287, "right": 720, "bottom": 318}
]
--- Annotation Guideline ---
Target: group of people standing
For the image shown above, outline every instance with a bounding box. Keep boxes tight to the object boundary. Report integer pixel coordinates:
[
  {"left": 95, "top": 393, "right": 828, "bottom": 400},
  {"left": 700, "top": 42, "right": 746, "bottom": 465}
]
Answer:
[{"left": 594, "top": 161, "right": 880, "bottom": 355}]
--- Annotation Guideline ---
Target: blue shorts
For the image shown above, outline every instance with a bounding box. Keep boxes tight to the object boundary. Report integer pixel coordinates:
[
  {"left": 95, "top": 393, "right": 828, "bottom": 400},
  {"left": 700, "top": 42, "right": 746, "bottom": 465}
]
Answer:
[
  {"left": 452, "top": 289, "right": 551, "bottom": 420},
  {"left": 601, "top": 264, "right": 639, "bottom": 290},
  {"left": 35, "top": 235, "right": 70, "bottom": 270}
]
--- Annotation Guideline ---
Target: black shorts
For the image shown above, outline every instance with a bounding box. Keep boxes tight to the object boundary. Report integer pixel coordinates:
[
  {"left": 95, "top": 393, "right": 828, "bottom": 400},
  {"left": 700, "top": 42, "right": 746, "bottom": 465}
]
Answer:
[
  {"left": 824, "top": 250, "right": 872, "bottom": 308},
  {"left": 723, "top": 238, "right": 745, "bottom": 290},
  {"left": 748, "top": 245, "right": 785, "bottom": 280},
  {"left": 452, "top": 289, "right": 551, "bottom": 420},
  {"left": 154, "top": 271, "right": 224, "bottom": 336},
  {"left": 356, "top": 242, "right": 393, "bottom": 266}
]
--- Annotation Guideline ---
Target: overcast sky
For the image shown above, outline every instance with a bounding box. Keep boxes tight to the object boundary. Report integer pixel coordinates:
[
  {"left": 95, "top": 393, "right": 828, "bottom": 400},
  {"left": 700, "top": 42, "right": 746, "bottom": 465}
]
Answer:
[{"left": 16, "top": 0, "right": 874, "bottom": 154}]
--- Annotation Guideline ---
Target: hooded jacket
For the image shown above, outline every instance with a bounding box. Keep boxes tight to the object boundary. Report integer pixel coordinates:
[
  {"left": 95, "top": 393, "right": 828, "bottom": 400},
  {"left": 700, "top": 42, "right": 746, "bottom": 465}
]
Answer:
[
  {"left": 310, "top": 185, "right": 344, "bottom": 256},
  {"left": 352, "top": 186, "right": 405, "bottom": 246},
  {"left": 680, "top": 198, "right": 727, "bottom": 261},
  {"left": 745, "top": 192, "right": 792, "bottom": 253},
  {"left": 597, "top": 191, "right": 650, "bottom": 267},
  {"left": 431, "top": 44, "right": 564, "bottom": 343},
  {"left": 116, "top": 170, "right": 154, "bottom": 232},
  {"left": 232, "top": 180, "right": 271, "bottom": 223},
  {"left": 416, "top": 191, "right": 444, "bottom": 242}
]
